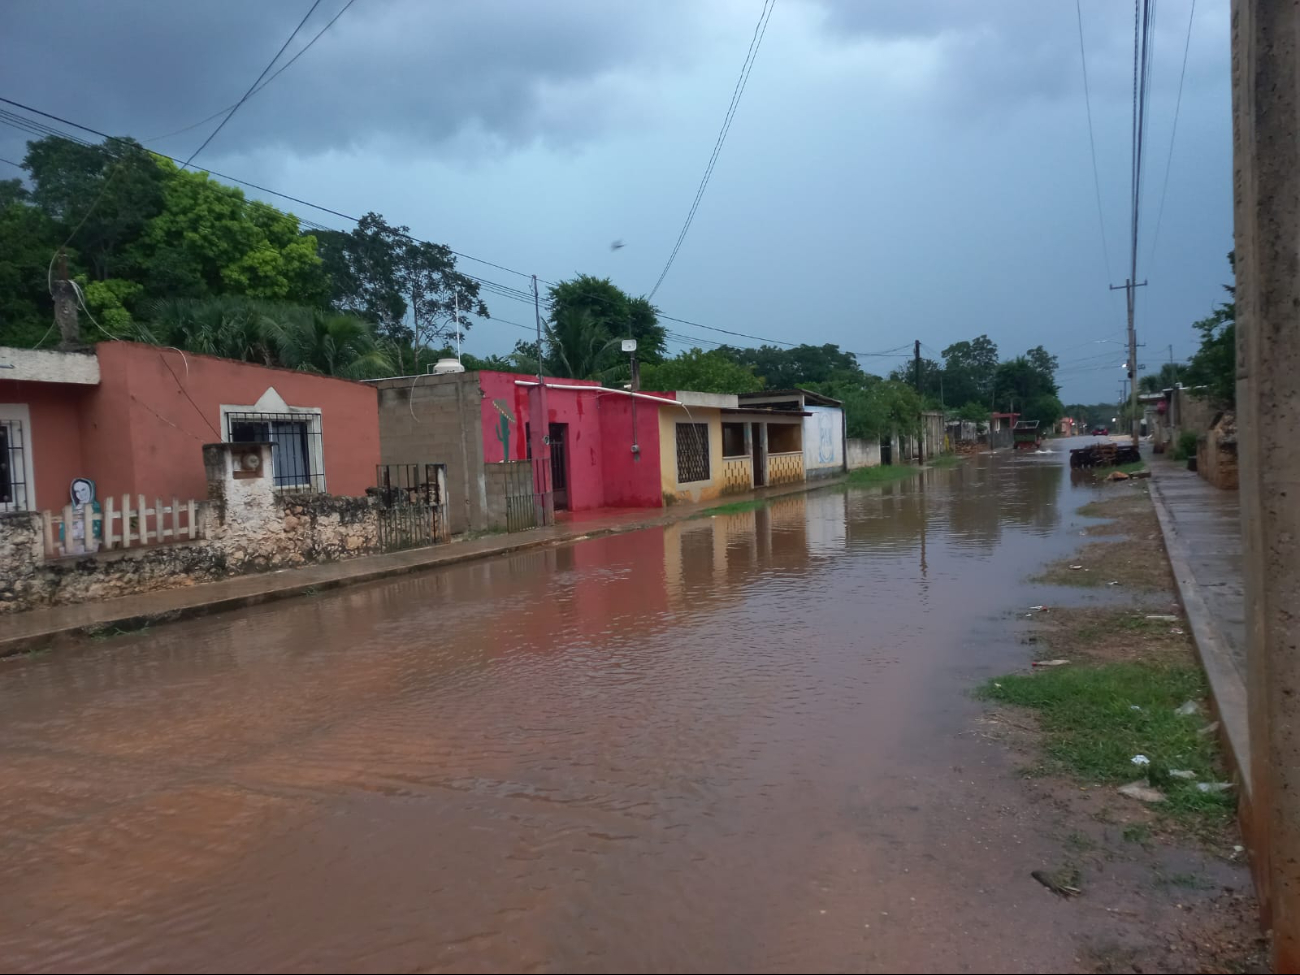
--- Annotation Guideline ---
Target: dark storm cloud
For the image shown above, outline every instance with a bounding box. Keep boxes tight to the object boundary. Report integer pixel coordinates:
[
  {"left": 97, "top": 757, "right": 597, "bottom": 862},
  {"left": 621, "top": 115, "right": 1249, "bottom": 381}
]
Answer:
[{"left": 0, "top": 0, "right": 698, "bottom": 156}]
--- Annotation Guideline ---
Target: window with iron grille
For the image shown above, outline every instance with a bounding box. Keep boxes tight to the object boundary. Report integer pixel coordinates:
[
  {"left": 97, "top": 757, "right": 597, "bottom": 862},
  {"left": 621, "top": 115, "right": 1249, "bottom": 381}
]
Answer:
[
  {"left": 0, "top": 418, "right": 29, "bottom": 510},
  {"left": 226, "top": 411, "right": 325, "bottom": 492},
  {"left": 676, "top": 423, "right": 710, "bottom": 483}
]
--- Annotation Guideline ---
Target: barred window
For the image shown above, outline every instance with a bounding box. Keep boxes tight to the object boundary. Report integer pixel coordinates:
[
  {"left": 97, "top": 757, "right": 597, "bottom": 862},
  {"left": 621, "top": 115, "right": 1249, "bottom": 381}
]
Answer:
[
  {"left": 227, "top": 411, "right": 325, "bottom": 492},
  {"left": 676, "top": 423, "right": 710, "bottom": 483}
]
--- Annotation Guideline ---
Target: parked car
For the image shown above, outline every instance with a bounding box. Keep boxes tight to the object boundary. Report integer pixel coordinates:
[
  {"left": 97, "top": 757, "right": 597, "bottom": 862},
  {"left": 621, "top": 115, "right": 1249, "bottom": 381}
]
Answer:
[{"left": 1091, "top": 426, "right": 1109, "bottom": 436}]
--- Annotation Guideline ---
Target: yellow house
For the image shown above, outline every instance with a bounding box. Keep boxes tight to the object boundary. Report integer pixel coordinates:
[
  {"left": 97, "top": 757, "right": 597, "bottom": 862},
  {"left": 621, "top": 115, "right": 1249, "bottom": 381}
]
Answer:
[{"left": 656, "top": 391, "right": 807, "bottom": 505}]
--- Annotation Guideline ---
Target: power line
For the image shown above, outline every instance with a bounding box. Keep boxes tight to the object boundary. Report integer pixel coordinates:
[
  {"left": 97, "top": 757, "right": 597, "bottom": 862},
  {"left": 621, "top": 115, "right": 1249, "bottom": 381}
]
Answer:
[
  {"left": 0, "top": 97, "right": 914, "bottom": 362},
  {"left": 1074, "top": 0, "right": 1118, "bottom": 288},
  {"left": 179, "top": 0, "right": 325, "bottom": 170},
  {"left": 147, "top": 0, "right": 358, "bottom": 145},
  {"left": 0, "top": 155, "right": 21, "bottom": 169},
  {"left": 647, "top": 0, "right": 776, "bottom": 300},
  {"left": 1147, "top": 0, "right": 1196, "bottom": 269}
]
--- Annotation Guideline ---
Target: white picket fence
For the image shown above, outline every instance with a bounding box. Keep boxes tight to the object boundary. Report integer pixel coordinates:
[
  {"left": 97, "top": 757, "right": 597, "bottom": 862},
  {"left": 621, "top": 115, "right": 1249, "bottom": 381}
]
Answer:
[{"left": 42, "top": 495, "right": 203, "bottom": 558}]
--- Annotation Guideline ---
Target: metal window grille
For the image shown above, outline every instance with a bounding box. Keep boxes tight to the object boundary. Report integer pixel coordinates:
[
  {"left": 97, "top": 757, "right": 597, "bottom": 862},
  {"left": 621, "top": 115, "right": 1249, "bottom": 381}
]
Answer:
[
  {"left": 0, "top": 419, "right": 29, "bottom": 509},
  {"left": 676, "top": 422, "right": 711, "bottom": 483},
  {"left": 226, "top": 411, "right": 325, "bottom": 493}
]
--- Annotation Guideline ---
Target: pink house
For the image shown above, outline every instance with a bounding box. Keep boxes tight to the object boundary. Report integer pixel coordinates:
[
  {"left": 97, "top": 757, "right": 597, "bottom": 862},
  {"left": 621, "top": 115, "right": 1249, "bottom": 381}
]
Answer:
[{"left": 0, "top": 342, "right": 380, "bottom": 513}]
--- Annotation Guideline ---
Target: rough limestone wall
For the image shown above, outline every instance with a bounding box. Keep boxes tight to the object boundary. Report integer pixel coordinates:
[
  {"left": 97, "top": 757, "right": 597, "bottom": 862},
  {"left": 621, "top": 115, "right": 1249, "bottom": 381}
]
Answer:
[{"left": 0, "top": 493, "right": 384, "bottom": 615}]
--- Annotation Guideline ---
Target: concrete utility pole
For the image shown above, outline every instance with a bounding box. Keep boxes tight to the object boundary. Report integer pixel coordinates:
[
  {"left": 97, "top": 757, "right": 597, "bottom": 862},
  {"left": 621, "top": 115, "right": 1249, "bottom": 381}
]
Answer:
[
  {"left": 913, "top": 339, "right": 922, "bottom": 394},
  {"left": 52, "top": 249, "right": 80, "bottom": 349},
  {"left": 1232, "top": 2, "right": 1300, "bottom": 968},
  {"left": 1109, "top": 278, "right": 1146, "bottom": 446},
  {"left": 532, "top": 274, "right": 554, "bottom": 523}
]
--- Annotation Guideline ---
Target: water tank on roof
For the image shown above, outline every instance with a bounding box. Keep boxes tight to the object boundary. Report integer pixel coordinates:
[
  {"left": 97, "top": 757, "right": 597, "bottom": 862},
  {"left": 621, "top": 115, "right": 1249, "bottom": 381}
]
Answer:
[{"left": 429, "top": 357, "right": 465, "bottom": 375}]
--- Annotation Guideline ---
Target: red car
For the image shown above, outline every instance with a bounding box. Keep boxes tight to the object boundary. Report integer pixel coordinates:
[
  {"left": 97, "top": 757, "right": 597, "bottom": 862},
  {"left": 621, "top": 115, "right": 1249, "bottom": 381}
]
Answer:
[{"left": 1091, "top": 427, "right": 1109, "bottom": 436}]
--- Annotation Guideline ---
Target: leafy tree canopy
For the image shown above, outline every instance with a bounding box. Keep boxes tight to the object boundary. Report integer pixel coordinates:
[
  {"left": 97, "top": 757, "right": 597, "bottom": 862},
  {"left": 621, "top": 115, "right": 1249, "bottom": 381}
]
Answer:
[
  {"left": 640, "top": 347, "right": 765, "bottom": 394},
  {"left": 546, "top": 275, "right": 666, "bottom": 365},
  {"left": 1182, "top": 251, "right": 1236, "bottom": 407}
]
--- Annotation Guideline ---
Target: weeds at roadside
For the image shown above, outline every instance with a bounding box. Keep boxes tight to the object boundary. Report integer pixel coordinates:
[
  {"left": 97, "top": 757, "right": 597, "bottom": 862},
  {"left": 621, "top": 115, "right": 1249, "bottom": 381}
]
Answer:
[
  {"left": 927, "top": 455, "right": 963, "bottom": 469},
  {"left": 695, "top": 499, "right": 769, "bottom": 518},
  {"left": 1122, "top": 823, "right": 1153, "bottom": 845},
  {"left": 978, "top": 662, "right": 1234, "bottom": 831}
]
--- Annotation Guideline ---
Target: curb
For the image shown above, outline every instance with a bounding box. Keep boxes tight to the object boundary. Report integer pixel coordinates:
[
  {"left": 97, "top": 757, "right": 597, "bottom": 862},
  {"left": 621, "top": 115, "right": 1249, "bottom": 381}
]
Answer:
[{"left": 1148, "top": 472, "right": 1253, "bottom": 798}]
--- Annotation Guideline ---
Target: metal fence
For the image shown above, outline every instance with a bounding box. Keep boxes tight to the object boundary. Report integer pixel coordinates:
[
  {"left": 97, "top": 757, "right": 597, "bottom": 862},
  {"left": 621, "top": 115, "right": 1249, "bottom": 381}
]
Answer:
[{"left": 375, "top": 463, "right": 448, "bottom": 552}]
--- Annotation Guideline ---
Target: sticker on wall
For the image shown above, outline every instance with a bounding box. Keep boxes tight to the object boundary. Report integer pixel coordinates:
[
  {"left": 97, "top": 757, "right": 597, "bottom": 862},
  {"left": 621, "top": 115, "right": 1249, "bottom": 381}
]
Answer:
[{"left": 61, "top": 477, "right": 102, "bottom": 555}]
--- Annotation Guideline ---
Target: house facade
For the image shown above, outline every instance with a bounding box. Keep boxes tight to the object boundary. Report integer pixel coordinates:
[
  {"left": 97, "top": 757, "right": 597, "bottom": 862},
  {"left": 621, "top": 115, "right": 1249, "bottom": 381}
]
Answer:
[
  {"left": 736, "top": 388, "right": 846, "bottom": 480},
  {"left": 0, "top": 342, "right": 380, "bottom": 514},
  {"left": 370, "top": 370, "right": 813, "bottom": 527}
]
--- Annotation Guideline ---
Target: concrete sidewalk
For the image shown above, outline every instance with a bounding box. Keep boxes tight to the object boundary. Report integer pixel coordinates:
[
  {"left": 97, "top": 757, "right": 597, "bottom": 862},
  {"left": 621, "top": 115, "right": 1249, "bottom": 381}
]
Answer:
[
  {"left": 0, "top": 475, "right": 849, "bottom": 657},
  {"left": 1148, "top": 457, "right": 1250, "bottom": 791}
]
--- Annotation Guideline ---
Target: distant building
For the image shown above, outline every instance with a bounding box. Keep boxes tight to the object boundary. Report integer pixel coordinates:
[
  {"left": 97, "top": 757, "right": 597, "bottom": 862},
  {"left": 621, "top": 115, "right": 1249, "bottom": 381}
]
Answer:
[
  {"left": 736, "top": 388, "right": 847, "bottom": 480},
  {"left": 369, "top": 370, "right": 817, "bottom": 531}
]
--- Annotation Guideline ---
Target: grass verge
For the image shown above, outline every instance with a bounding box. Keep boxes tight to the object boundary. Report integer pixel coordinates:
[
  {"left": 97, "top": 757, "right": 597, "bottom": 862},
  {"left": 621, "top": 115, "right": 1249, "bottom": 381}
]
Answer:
[
  {"left": 927, "top": 454, "right": 963, "bottom": 468},
  {"left": 979, "top": 662, "right": 1233, "bottom": 826}
]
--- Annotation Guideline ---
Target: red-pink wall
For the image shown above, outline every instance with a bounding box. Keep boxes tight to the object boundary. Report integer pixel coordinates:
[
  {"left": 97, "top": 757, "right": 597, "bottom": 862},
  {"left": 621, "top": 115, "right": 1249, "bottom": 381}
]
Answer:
[
  {"left": 0, "top": 379, "right": 91, "bottom": 510},
  {"left": 598, "top": 395, "right": 662, "bottom": 507},
  {"left": 476, "top": 372, "right": 662, "bottom": 511}
]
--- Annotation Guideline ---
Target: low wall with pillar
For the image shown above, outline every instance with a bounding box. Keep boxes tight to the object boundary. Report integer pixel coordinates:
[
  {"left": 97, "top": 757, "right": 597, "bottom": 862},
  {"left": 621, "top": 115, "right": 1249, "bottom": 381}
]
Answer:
[{"left": 0, "top": 443, "right": 384, "bottom": 614}]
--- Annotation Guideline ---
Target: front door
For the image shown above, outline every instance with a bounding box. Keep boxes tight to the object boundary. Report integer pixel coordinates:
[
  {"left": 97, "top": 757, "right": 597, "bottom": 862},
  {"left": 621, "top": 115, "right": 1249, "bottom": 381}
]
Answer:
[
  {"left": 549, "top": 423, "right": 570, "bottom": 510},
  {"left": 751, "top": 422, "right": 765, "bottom": 486}
]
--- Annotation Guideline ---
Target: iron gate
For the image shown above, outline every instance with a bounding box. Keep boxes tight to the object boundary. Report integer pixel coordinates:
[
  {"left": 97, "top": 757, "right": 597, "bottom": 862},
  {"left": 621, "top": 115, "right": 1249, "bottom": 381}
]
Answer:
[
  {"left": 375, "top": 464, "right": 448, "bottom": 552},
  {"left": 501, "top": 460, "right": 550, "bottom": 533}
]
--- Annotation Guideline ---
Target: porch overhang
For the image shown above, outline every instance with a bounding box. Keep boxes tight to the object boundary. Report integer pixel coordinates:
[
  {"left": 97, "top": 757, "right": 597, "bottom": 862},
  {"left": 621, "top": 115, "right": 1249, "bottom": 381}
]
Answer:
[{"left": 0, "top": 346, "right": 100, "bottom": 385}]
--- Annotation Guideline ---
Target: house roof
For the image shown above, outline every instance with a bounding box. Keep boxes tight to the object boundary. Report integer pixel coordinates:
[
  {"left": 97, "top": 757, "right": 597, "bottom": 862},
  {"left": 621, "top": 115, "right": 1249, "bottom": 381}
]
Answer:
[
  {"left": 737, "top": 388, "right": 843, "bottom": 408},
  {"left": 719, "top": 406, "right": 811, "bottom": 418}
]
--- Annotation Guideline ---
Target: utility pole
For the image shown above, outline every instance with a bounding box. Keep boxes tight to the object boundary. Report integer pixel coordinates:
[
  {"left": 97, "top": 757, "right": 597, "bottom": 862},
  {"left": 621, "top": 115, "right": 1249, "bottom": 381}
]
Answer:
[
  {"left": 532, "top": 274, "right": 553, "bottom": 523},
  {"left": 52, "top": 249, "right": 80, "bottom": 349},
  {"left": 913, "top": 339, "right": 922, "bottom": 394},
  {"left": 1109, "top": 278, "right": 1146, "bottom": 446},
  {"left": 1232, "top": 2, "right": 1300, "bottom": 967}
]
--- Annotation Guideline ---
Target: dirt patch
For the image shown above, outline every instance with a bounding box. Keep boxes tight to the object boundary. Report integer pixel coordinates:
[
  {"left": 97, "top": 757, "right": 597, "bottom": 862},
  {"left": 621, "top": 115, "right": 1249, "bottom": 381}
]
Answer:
[
  {"left": 1026, "top": 606, "right": 1192, "bottom": 666},
  {"left": 1035, "top": 488, "right": 1175, "bottom": 592},
  {"left": 979, "top": 477, "right": 1266, "bottom": 972}
]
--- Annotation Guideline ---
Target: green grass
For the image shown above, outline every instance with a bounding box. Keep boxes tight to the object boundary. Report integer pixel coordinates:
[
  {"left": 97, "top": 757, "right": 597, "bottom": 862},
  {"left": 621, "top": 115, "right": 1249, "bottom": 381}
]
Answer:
[
  {"left": 845, "top": 465, "right": 921, "bottom": 488},
  {"left": 696, "top": 499, "right": 769, "bottom": 518},
  {"left": 979, "top": 661, "right": 1233, "bottom": 824},
  {"left": 1122, "top": 823, "right": 1153, "bottom": 844},
  {"left": 927, "top": 454, "right": 962, "bottom": 468}
]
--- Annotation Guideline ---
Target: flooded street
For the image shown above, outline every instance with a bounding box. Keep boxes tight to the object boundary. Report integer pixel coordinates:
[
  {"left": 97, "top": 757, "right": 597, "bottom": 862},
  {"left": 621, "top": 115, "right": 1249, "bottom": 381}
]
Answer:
[{"left": 2, "top": 447, "right": 1115, "bottom": 973}]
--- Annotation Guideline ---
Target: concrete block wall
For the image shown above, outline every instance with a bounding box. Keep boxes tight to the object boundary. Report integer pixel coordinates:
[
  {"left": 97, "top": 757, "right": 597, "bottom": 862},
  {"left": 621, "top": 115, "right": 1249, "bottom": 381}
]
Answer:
[
  {"left": 372, "top": 374, "right": 488, "bottom": 535},
  {"left": 846, "top": 438, "right": 881, "bottom": 470}
]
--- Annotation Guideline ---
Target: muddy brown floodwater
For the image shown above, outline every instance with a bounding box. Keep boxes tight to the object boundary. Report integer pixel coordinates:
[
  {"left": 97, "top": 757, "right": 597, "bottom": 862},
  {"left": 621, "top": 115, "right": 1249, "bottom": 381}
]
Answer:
[{"left": 0, "top": 446, "right": 1140, "bottom": 973}]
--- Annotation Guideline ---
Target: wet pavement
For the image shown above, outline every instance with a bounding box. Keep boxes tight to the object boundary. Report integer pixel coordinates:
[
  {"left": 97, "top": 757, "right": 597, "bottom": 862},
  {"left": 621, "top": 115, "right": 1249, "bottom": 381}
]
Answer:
[{"left": 0, "top": 443, "right": 1136, "bottom": 973}]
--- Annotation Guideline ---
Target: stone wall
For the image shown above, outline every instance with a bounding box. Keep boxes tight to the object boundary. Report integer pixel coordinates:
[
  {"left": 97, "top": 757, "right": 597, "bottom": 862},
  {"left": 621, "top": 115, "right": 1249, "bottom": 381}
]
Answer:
[
  {"left": 1197, "top": 412, "right": 1240, "bottom": 491},
  {"left": 0, "top": 443, "right": 386, "bottom": 615}
]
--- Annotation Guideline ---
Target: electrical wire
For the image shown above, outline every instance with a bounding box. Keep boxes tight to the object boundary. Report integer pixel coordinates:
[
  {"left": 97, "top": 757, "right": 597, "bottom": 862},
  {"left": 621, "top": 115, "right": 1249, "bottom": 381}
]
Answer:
[
  {"left": 179, "top": 0, "right": 325, "bottom": 169},
  {"left": 647, "top": 0, "right": 776, "bottom": 300},
  {"left": 1, "top": 97, "right": 917, "bottom": 364},
  {"left": 1074, "top": 0, "right": 1118, "bottom": 291},
  {"left": 1146, "top": 0, "right": 1196, "bottom": 270},
  {"left": 0, "top": 156, "right": 21, "bottom": 169},
  {"left": 148, "top": 0, "right": 358, "bottom": 144}
]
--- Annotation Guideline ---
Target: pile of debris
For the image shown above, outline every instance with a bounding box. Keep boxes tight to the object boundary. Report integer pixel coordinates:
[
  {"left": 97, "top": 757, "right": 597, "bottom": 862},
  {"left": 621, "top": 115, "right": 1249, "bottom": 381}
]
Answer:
[{"left": 1069, "top": 442, "right": 1141, "bottom": 469}]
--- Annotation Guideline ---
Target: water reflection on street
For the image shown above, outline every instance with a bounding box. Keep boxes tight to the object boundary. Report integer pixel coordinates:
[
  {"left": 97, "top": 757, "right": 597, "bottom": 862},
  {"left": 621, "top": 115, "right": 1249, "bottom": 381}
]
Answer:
[{"left": 0, "top": 447, "right": 1108, "bottom": 974}]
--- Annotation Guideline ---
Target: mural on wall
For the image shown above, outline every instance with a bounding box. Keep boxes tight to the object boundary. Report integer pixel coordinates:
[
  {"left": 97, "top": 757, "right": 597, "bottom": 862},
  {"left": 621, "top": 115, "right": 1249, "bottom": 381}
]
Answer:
[
  {"left": 491, "top": 399, "right": 515, "bottom": 463},
  {"left": 806, "top": 406, "right": 843, "bottom": 469}
]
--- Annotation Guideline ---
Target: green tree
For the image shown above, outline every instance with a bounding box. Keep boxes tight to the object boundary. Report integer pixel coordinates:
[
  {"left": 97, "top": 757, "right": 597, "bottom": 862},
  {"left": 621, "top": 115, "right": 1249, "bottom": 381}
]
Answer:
[
  {"left": 804, "top": 376, "right": 923, "bottom": 439},
  {"left": 542, "top": 308, "right": 623, "bottom": 380},
  {"left": 22, "top": 135, "right": 165, "bottom": 282},
  {"left": 1138, "top": 361, "right": 1185, "bottom": 393},
  {"left": 1183, "top": 252, "right": 1236, "bottom": 407},
  {"left": 545, "top": 275, "right": 666, "bottom": 365},
  {"left": 640, "top": 347, "right": 765, "bottom": 394},
  {"left": 888, "top": 356, "right": 942, "bottom": 402},
  {"left": 0, "top": 179, "right": 60, "bottom": 345},
  {"left": 316, "top": 212, "right": 487, "bottom": 353},
  {"left": 719, "top": 343, "right": 864, "bottom": 387},
  {"left": 941, "top": 334, "right": 999, "bottom": 406},
  {"left": 994, "top": 355, "right": 1062, "bottom": 425},
  {"left": 139, "top": 159, "right": 326, "bottom": 303}
]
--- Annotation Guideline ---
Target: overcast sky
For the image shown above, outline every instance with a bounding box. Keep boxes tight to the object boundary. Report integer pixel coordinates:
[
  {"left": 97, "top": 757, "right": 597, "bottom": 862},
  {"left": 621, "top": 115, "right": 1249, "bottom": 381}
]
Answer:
[{"left": 0, "top": 0, "right": 1232, "bottom": 403}]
